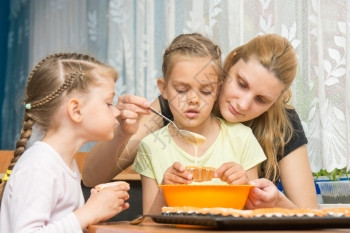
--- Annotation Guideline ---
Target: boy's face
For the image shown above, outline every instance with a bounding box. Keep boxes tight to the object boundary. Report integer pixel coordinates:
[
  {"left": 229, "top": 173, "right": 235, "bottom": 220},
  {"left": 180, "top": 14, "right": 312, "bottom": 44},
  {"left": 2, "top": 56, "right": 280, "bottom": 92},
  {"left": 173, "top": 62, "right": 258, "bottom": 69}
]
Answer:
[{"left": 158, "top": 57, "right": 220, "bottom": 131}]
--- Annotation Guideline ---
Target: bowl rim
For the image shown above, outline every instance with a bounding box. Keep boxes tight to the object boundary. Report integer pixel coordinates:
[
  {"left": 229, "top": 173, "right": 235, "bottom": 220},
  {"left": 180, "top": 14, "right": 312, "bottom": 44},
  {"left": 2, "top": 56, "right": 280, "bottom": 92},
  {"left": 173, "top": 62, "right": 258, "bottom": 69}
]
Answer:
[
  {"left": 158, "top": 184, "right": 253, "bottom": 209},
  {"left": 158, "top": 184, "right": 255, "bottom": 188}
]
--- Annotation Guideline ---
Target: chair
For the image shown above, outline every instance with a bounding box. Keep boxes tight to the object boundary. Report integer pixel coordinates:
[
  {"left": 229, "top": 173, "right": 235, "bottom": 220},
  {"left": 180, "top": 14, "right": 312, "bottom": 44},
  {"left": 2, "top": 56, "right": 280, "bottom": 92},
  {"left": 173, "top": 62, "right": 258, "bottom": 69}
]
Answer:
[
  {"left": 0, "top": 150, "right": 13, "bottom": 180},
  {"left": 0, "top": 150, "right": 142, "bottom": 220},
  {"left": 0, "top": 151, "right": 88, "bottom": 177}
]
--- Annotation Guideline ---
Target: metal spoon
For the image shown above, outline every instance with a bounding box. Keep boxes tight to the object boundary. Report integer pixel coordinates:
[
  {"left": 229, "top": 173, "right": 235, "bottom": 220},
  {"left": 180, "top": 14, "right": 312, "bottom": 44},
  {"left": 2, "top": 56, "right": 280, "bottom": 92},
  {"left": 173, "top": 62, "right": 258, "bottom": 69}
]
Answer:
[
  {"left": 130, "top": 215, "right": 147, "bottom": 225},
  {"left": 149, "top": 107, "right": 206, "bottom": 145}
]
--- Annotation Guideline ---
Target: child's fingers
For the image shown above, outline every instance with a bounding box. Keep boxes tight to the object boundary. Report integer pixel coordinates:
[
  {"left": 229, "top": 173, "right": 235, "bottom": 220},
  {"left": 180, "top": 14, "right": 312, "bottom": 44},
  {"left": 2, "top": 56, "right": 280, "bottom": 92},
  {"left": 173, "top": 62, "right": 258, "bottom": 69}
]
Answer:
[
  {"left": 162, "top": 162, "right": 192, "bottom": 184},
  {"left": 172, "top": 162, "right": 185, "bottom": 172}
]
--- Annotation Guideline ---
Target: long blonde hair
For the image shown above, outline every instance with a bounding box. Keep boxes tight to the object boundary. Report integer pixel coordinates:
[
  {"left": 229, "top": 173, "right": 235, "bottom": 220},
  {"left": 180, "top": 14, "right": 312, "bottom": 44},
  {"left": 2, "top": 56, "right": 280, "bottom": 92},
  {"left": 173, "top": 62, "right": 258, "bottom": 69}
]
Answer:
[
  {"left": 0, "top": 53, "right": 118, "bottom": 201},
  {"left": 223, "top": 34, "right": 297, "bottom": 183}
]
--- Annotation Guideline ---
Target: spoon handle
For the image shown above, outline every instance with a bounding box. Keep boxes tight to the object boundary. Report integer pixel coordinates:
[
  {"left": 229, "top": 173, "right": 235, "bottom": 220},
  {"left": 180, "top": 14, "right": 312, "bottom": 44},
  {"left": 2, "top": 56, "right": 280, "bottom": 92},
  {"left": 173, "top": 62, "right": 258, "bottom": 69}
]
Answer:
[{"left": 149, "top": 107, "right": 177, "bottom": 129}]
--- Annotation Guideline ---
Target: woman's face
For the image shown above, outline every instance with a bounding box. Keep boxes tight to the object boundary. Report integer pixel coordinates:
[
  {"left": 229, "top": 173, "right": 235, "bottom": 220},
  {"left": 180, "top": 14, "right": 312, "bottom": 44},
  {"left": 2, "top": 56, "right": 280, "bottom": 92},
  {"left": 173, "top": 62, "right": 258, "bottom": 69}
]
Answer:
[{"left": 218, "top": 58, "right": 285, "bottom": 123}]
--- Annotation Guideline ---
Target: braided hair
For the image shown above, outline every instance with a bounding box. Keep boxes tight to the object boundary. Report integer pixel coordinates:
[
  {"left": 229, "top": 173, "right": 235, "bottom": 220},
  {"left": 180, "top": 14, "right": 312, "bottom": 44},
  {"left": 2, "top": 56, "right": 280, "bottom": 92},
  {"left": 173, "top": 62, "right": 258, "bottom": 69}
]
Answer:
[
  {"left": 0, "top": 53, "right": 118, "bottom": 201},
  {"left": 162, "top": 33, "right": 222, "bottom": 81}
]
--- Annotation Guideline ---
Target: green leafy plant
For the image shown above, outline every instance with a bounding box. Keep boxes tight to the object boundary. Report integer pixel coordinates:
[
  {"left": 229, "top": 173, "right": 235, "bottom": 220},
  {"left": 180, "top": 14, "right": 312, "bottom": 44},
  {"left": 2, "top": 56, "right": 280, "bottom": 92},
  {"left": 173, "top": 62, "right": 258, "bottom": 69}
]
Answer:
[{"left": 313, "top": 167, "right": 350, "bottom": 181}]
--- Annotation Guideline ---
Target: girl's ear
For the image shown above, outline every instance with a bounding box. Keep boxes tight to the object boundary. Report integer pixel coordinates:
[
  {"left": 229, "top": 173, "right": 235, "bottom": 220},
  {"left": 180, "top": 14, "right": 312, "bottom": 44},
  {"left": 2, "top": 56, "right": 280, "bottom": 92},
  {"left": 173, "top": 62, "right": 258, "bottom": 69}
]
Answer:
[
  {"left": 67, "top": 98, "right": 82, "bottom": 123},
  {"left": 157, "top": 77, "right": 168, "bottom": 99}
]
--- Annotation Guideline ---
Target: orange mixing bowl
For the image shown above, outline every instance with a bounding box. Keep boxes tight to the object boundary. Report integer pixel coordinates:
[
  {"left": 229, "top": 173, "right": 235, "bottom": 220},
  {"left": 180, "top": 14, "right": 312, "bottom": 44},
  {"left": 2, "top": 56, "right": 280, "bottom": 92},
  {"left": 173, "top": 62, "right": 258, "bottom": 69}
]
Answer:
[{"left": 159, "top": 184, "right": 253, "bottom": 209}]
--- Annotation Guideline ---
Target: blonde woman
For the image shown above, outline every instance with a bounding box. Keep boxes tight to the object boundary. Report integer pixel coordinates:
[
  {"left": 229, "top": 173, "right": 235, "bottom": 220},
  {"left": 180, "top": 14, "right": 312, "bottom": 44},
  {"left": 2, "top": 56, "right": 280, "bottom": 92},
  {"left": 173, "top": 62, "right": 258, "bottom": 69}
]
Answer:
[{"left": 83, "top": 34, "right": 318, "bottom": 210}]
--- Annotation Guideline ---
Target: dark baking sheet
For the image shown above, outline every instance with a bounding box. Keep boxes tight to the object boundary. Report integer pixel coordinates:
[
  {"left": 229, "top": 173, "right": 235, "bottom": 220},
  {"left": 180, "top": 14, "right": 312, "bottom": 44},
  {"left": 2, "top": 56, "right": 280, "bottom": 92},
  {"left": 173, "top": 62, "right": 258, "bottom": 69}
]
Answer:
[{"left": 147, "top": 214, "right": 350, "bottom": 230}]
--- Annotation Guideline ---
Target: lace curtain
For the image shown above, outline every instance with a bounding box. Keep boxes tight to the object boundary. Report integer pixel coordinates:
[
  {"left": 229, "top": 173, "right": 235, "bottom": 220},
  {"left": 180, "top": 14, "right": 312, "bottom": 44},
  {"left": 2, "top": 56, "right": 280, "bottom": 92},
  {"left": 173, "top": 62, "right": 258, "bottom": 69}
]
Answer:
[{"left": 1, "top": 0, "right": 349, "bottom": 173}]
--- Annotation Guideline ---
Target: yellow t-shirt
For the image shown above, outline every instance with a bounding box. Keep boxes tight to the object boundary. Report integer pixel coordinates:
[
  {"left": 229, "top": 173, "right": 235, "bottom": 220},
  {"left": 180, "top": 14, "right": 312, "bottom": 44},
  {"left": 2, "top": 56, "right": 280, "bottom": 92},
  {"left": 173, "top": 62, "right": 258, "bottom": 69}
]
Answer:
[{"left": 132, "top": 118, "right": 266, "bottom": 184}]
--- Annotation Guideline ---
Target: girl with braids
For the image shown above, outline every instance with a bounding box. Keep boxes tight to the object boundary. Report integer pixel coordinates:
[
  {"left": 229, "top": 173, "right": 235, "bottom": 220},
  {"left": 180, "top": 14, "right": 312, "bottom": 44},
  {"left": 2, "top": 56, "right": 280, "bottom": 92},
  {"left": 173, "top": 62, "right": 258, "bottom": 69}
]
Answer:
[
  {"left": 131, "top": 33, "right": 266, "bottom": 214},
  {"left": 0, "top": 53, "right": 132, "bottom": 232},
  {"left": 83, "top": 34, "right": 317, "bottom": 210}
]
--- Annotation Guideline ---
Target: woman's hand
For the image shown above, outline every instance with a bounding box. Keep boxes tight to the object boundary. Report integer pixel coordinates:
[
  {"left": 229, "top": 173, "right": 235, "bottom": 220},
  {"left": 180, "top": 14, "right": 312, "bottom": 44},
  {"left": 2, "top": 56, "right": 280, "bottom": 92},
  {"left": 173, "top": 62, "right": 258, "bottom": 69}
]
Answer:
[
  {"left": 161, "top": 162, "right": 193, "bottom": 184},
  {"left": 74, "top": 182, "right": 130, "bottom": 229},
  {"left": 116, "top": 94, "right": 150, "bottom": 136},
  {"left": 215, "top": 162, "right": 248, "bottom": 184},
  {"left": 83, "top": 95, "right": 155, "bottom": 188},
  {"left": 245, "top": 178, "right": 279, "bottom": 209}
]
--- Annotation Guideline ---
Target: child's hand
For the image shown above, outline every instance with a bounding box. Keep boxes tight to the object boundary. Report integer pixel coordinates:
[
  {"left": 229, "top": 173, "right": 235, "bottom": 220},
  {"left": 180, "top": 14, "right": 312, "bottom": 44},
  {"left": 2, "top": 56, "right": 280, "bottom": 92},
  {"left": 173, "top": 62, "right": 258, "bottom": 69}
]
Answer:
[
  {"left": 116, "top": 94, "right": 150, "bottom": 135},
  {"left": 214, "top": 162, "right": 248, "bottom": 184},
  {"left": 74, "top": 182, "right": 130, "bottom": 229},
  {"left": 245, "top": 178, "right": 279, "bottom": 209},
  {"left": 161, "top": 162, "right": 193, "bottom": 184}
]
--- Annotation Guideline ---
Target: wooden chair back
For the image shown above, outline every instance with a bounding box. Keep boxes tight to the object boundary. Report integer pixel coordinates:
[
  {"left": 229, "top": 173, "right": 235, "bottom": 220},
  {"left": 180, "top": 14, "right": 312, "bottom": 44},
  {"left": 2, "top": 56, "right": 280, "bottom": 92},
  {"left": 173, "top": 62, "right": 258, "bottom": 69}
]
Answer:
[
  {"left": 0, "top": 150, "right": 139, "bottom": 180},
  {"left": 0, "top": 150, "right": 13, "bottom": 174},
  {"left": 0, "top": 150, "right": 87, "bottom": 175}
]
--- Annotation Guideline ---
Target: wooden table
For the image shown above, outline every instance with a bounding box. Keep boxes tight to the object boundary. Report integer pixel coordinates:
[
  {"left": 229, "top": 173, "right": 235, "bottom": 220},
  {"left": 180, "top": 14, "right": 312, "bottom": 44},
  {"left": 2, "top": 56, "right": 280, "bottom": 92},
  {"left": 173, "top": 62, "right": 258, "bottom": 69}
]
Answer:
[{"left": 88, "top": 219, "right": 350, "bottom": 233}]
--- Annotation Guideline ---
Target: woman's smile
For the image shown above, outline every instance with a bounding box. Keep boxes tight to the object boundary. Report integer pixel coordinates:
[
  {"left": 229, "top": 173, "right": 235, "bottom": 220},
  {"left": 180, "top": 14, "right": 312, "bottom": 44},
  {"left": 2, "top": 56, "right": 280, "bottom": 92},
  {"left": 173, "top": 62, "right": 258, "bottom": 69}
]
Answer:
[{"left": 228, "top": 103, "right": 244, "bottom": 116}]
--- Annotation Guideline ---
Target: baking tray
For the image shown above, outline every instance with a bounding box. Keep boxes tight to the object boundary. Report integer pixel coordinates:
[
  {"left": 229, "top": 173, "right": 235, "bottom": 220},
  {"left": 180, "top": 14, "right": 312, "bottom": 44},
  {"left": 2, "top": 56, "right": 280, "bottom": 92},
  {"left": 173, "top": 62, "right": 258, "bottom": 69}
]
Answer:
[{"left": 146, "top": 214, "right": 350, "bottom": 230}]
